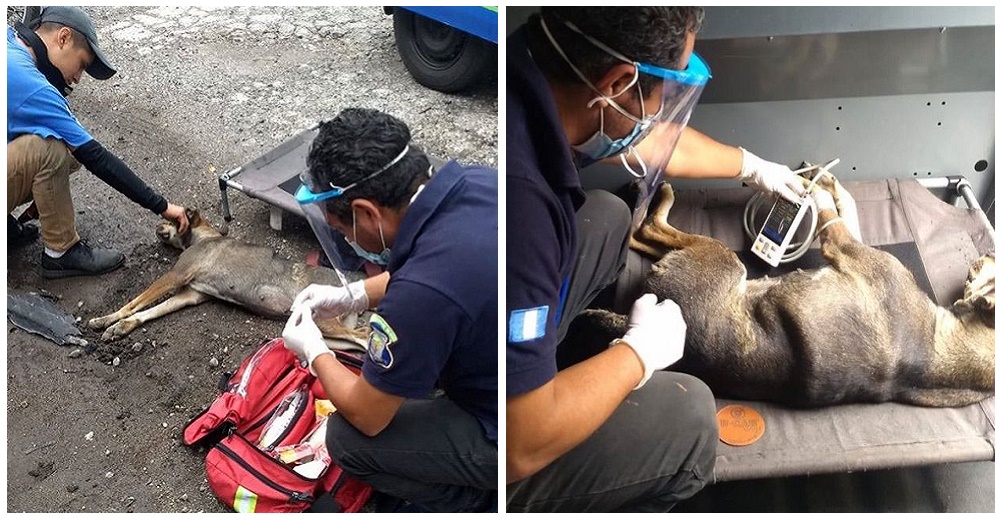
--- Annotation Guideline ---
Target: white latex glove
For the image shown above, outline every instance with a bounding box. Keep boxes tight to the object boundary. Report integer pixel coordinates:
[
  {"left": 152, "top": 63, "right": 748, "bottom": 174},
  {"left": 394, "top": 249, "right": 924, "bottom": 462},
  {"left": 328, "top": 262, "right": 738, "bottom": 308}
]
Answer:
[
  {"left": 619, "top": 293, "right": 687, "bottom": 390},
  {"left": 290, "top": 280, "right": 369, "bottom": 318},
  {"left": 282, "top": 307, "right": 333, "bottom": 374},
  {"left": 739, "top": 147, "right": 806, "bottom": 203}
]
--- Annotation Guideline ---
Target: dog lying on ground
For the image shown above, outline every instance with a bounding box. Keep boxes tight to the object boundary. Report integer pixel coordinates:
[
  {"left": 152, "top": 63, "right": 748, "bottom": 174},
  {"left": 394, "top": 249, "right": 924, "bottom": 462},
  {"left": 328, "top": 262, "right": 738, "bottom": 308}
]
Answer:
[
  {"left": 575, "top": 175, "right": 995, "bottom": 407},
  {"left": 88, "top": 209, "right": 365, "bottom": 346}
]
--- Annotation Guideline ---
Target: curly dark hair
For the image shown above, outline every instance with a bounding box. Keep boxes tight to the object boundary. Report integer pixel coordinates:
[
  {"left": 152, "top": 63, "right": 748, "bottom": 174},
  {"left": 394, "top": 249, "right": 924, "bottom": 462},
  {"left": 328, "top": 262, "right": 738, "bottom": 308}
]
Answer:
[
  {"left": 303, "top": 108, "right": 430, "bottom": 222},
  {"left": 526, "top": 7, "right": 704, "bottom": 94}
]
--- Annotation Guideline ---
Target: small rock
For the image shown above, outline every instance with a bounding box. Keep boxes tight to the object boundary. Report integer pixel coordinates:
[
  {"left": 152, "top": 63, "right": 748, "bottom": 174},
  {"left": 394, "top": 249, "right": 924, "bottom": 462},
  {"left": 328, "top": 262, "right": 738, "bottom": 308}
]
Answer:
[
  {"left": 199, "top": 485, "right": 207, "bottom": 493},
  {"left": 209, "top": 357, "right": 219, "bottom": 367},
  {"left": 85, "top": 431, "right": 94, "bottom": 441},
  {"left": 113, "top": 357, "right": 121, "bottom": 367},
  {"left": 105, "top": 449, "right": 111, "bottom": 456},
  {"left": 145, "top": 372, "right": 153, "bottom": 378},
  {"left": 132, "top": 342, "right": 143, "bottom": 352},
  {"left": 77, "top": 301, "right": 84, "bottom": 308},
  {"left": 180, "top": 493, "right": 189, "bottom": 501},
  {"left": 106, "top": 471, "right": 114, "bottom": 478},
  {"left": 67, "top": 484, "right": 79, "bottom": 493},
  {"left": 68, "top": 349, "right": 84, "bottom": 358}
]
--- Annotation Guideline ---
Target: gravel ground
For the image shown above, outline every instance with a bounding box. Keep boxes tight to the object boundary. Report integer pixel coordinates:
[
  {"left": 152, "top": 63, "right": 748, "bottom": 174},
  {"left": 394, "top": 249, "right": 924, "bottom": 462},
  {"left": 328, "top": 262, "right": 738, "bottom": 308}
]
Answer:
[{"left": 6, "top": 6, "right": 496, "bottom": 513}]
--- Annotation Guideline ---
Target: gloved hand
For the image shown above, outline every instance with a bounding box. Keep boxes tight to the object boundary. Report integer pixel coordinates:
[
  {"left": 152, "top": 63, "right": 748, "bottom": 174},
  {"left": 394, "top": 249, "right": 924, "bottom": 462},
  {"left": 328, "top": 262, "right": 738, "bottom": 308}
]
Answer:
[
  {"left": 739, "top": 147, "right": 806, "bottom": 203},
  {"left": 282, "top": 307, "right": 333, "bottom": 375},
  {"left": 290, "top": 280, "right": 369, "bottom": 318},
  {"left": 619, "top": 293, "right": 687, "bottom": 390}
]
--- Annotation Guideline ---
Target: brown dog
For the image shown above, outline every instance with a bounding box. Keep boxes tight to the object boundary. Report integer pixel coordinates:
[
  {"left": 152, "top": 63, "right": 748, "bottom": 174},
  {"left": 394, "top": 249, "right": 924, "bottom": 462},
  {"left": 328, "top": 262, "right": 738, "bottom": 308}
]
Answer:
[
  {"left": 88, "top": 208, "right": 364, "bottom": 344},
  {"left": 576, "top": 177, "right": 995, "bottom": 407}
]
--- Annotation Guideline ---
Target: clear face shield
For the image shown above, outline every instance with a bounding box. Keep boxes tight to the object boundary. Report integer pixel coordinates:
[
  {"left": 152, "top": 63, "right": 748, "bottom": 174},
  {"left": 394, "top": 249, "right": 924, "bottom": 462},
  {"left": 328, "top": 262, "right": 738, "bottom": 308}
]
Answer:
[
  {"left": 294, "top": 145, "right": 410, "bottom": 272},
  {"left": 616, "top": 58, "right": 709, "bottom": 230},
  {"left": 541, "top": 16, "right": 711, "bottom": 230}
]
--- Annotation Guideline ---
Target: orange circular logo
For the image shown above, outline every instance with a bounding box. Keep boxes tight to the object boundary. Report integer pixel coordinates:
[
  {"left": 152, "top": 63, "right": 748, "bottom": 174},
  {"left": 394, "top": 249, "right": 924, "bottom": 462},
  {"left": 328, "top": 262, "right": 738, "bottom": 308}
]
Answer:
[{"left": 717, "top": 404, "right": 765, "bottom": 446}]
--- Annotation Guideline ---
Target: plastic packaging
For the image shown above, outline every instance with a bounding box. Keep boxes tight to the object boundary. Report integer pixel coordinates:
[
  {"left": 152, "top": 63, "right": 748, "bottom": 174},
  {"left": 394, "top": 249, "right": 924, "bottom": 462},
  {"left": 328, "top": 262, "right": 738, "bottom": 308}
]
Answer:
[{"left": 257, "top": 386, "right": 308, "bottom": 450}]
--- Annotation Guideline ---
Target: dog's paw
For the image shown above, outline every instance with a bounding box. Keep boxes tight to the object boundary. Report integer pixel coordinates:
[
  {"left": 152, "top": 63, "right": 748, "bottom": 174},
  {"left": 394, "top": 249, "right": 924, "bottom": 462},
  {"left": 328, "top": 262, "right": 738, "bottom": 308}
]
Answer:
[
  {"left": 811, "top": 189, "right": 838, "bottom": 212},
  {"left": 101, "top": 319, "right": 139, "bottom": 341},
  {"left": 88, "top": 315, "right": 115, "bottom": 331}
]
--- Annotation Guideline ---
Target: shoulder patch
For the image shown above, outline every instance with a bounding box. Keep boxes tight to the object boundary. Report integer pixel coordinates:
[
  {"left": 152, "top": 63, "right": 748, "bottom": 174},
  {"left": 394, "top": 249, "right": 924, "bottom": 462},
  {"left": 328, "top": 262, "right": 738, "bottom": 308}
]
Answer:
[
  {"left": 367, "top": 313, "right": 397, "bottom": 369},
  {"left": 508, "top": 306, "right": 549, "bottom": 343}
]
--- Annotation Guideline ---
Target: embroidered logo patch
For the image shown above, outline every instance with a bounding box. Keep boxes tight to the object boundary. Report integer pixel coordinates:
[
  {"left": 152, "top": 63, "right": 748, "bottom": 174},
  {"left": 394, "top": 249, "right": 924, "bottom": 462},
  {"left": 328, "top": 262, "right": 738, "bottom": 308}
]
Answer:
[
  {"left": 508, "top": 306, "right": 548, "bottom": 343},
  {"left": 367, "top": 313, "right": 397, "bottom": 369}
]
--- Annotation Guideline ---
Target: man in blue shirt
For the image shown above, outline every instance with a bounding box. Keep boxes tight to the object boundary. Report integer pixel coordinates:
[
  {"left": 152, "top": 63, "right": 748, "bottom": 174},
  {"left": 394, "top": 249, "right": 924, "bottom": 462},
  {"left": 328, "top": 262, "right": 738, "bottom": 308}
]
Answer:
[
  {"left": 507, "top": 7, "right": 807, "bottom": 512},
  {"left": 7, "top": 6, "right": 188, "bottom": 278},
  {"left": 281, "top": 108, "right": 498, "bottom": 512}
]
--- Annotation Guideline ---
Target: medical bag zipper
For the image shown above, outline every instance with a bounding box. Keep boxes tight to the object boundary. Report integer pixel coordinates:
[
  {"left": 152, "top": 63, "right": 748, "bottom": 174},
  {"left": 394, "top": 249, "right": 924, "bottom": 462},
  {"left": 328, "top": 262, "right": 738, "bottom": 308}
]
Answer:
[{"left": 215, "top": 441, "right": 315, "bottom": 503}]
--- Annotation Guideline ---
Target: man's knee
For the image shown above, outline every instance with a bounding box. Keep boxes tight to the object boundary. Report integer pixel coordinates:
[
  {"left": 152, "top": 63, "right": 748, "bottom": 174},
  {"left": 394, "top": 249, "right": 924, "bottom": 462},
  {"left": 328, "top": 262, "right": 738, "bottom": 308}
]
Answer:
[
  {"left": 582, "top": 189, "right": 631, "bottom": 238},
  {"left": 642, "top": 372, "right": 718, "bottom": 456}
]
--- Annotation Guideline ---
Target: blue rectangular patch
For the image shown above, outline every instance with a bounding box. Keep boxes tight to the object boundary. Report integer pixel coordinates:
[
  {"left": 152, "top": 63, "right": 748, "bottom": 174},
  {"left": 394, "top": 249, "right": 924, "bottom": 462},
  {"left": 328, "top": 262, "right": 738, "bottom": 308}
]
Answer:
[{"left": 508, "top": 306, "right": 548, "bottom": 343}]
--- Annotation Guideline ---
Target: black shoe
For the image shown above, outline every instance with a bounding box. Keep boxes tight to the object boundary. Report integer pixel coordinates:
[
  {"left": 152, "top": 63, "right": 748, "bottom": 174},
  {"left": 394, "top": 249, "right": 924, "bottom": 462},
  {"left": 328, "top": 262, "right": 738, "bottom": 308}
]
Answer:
[
  {"left": 40, "top": 241, "right": 125, "bottom": 279},
  {"left": 8, "top": 215, "right": 39, "bottom": 245}
]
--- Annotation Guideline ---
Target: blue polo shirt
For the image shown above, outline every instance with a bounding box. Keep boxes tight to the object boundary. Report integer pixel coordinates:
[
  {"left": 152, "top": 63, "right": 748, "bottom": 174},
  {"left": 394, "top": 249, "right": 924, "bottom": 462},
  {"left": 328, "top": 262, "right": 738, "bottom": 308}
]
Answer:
[
  {"left": 362, "top": 161, "right": 499, "bottom": 443},
  {"left": 506, "top": 27, "right": 586, "bottom": 398},
  {"left": 7, "top": 27, "right": 92, "bottom": 146}
]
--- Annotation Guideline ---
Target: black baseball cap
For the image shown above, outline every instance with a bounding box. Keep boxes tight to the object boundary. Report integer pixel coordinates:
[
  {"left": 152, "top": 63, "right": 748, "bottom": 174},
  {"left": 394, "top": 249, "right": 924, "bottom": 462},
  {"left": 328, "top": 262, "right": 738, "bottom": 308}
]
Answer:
[{"left": 35, "top": 6, "right": 116, "bottom": 80}]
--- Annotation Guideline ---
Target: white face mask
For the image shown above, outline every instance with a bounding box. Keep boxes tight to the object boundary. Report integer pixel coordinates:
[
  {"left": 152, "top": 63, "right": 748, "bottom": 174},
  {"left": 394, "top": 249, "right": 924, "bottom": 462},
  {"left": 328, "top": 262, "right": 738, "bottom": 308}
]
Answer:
[{"left": 347, "top": 207, "right": 390, "bottom": 266}]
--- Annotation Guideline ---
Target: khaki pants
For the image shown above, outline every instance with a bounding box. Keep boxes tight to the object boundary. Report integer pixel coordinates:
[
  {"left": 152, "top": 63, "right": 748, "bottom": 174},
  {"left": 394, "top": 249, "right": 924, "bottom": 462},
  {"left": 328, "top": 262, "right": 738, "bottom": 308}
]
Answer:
[{"left": 7, "top": 134, "right": 82, "bottom": 252}]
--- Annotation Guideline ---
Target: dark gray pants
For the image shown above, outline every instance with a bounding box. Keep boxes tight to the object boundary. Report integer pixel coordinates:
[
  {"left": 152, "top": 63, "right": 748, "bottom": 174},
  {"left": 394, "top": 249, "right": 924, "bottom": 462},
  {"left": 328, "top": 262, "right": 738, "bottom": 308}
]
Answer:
[
  {"left": 326, "top": 398, "right": 498, "bottom": 512},
  {"left": 507, "top": 371, "right": 718, "bottom": 512},
  {"left": 518, "top": 189, "right": 717, "bottom": 512}
]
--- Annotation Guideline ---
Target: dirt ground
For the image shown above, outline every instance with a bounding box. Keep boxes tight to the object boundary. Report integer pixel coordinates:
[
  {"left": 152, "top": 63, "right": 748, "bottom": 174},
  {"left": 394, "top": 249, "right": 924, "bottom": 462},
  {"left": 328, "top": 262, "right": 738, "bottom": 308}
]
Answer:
[{"left": 5, "top": 6, "right": 497, "bottom": 513}]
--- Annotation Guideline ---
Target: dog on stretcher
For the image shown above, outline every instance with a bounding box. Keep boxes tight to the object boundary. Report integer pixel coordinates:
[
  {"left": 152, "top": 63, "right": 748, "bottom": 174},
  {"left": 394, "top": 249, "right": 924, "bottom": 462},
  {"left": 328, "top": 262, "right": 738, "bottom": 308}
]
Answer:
[
  {"left": 88, "top": 208, "right": 366, "bottom": 346},
  {"left": 575, "top": 174, "right": 995, "bottom": 407}
]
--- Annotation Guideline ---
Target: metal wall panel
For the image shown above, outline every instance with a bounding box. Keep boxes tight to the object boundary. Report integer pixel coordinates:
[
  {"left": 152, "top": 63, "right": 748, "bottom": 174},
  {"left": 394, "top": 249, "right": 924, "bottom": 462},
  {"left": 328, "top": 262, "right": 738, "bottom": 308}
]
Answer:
[
  {"left": 699, "top": 6, "right": 994, "bottom": 40},
  {"left": 696, "top": 27, "right": 994, "bottom": 104}
]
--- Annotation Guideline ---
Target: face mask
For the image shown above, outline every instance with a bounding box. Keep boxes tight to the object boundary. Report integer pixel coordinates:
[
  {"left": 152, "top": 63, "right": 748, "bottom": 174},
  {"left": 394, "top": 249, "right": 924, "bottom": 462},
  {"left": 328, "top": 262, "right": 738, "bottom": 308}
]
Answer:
[
  {"left": 347, "top": 208, "right": 390, "bottom": 265},
  {"left": 573, "top": 107, "right": 650, "bottom": 167}
]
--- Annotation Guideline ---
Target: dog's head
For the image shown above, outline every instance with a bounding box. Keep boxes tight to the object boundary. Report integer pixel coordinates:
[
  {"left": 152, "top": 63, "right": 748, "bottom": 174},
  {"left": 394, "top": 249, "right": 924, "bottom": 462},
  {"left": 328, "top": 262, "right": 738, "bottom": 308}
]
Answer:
[
  {"left": 954, "top": 251, "right": 995, "bottom": 327},
  {"left": 156, "top": 208, "right": 226, "bottom": 250}
]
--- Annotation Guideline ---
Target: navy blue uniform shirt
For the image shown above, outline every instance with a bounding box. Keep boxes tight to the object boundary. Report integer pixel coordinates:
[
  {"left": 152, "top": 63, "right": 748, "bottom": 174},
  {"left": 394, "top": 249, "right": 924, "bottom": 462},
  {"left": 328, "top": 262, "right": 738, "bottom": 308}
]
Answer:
[
  {"left": 506, "top": 27, "right": 587, "bottom": 398},
  {"left": 362, "top": 161, "right": 499, "bottom": 443}
]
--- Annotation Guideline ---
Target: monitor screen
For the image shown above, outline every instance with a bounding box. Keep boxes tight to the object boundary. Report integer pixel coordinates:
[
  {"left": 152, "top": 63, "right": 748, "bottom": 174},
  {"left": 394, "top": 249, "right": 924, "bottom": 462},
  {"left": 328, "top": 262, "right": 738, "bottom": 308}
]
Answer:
[{"left": 761, "top": 199, "right": 801, "bottom": 244}]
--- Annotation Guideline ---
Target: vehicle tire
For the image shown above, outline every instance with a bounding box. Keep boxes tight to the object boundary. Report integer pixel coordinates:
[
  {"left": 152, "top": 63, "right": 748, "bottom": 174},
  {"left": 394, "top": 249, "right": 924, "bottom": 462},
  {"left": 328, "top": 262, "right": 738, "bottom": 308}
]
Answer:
[{"left": 392, "top": 9, "right": 496, "bottom": 93}]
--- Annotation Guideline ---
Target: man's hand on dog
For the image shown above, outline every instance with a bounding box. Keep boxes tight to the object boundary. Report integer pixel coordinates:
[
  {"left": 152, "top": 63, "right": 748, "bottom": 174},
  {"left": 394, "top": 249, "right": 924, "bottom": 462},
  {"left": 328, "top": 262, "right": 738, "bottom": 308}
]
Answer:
[
  {"left": 282, "top": 307, "right": 332, "bottom": 375},
  {"left": 619, "top": 294, "right": 687, "bottom": 390},
  {"left": 739, "top": 148, "right": 807, "bottom": 203},
  {"left": 291, "top": 281, "right": 369, "bottom": 317},
  {"left": 161, "top": 203, "right": 190, "bottom": 234}
]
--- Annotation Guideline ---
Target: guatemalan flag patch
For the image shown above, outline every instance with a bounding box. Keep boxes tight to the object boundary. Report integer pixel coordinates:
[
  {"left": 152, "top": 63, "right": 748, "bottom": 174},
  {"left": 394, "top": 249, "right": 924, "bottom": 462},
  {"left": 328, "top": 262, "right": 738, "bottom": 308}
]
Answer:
[{"left": 508, "top": 306, "right": 548, "bottom": 343}]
